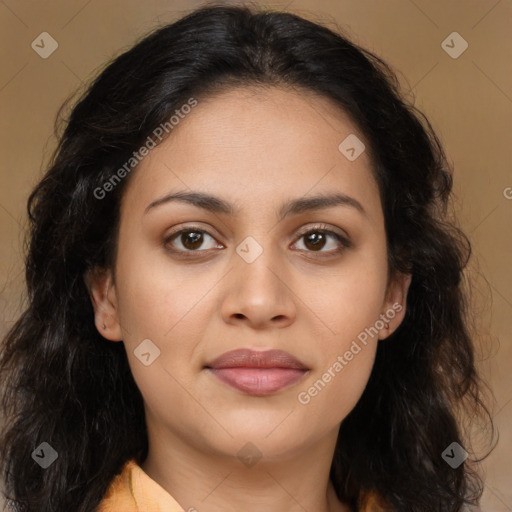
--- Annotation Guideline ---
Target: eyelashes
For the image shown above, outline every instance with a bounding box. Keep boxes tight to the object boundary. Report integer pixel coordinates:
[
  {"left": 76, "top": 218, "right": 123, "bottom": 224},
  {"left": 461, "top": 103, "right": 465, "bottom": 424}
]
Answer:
[
  {"left": 163, "top": 223, "right": 351, "bottom": 258},
  {"left": 292, "top": 225, "right": 351, "bottom": 254}
]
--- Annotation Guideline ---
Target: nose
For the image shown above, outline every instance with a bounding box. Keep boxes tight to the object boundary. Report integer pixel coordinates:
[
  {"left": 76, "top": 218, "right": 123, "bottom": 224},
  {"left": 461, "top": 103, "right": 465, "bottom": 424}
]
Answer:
[{"left": 220, "top": 245, "right": 297, "bottom": 329}]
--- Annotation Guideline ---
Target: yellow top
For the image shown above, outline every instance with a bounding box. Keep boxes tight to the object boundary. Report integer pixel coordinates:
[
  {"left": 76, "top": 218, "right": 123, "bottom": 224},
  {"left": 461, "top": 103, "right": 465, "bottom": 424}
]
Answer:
[
  {"left": 97, "top": 459, "right": 385, "bottom": 512},
  {"left": 97, "top": 459, "right": 184, "bottom": 511}
]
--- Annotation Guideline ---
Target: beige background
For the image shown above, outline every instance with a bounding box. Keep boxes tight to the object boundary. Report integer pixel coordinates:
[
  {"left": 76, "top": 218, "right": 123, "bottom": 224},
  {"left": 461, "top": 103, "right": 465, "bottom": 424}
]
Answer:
[{"left": 0, "top": 0, "right": 511, "bottom": 510}]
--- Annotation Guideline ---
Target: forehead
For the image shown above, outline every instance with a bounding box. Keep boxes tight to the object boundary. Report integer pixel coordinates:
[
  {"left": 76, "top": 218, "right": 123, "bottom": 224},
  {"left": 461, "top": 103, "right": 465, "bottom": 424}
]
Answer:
[{"left": 121, "top": 85, "right": 381, "bottom": 222}]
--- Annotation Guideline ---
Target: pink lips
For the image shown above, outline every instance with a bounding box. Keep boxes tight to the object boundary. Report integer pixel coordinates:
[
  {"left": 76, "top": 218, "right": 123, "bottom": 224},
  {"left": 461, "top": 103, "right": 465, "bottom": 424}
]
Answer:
[{"left": 205, "top": 348, "right": 308, "bottom": 396}]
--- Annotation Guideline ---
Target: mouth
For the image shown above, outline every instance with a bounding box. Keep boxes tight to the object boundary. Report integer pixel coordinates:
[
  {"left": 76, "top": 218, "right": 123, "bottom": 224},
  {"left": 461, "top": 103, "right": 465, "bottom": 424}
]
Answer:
[{"left": 204, "top": 348, "right": 309, "bottom": 396}]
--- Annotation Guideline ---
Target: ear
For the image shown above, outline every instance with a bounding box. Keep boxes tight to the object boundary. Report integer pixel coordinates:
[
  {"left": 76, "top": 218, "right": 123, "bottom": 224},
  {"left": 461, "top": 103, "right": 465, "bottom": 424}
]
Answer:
[
  {"left": 83, "top": 266, "right": 123, "bottom": 342},
  {"left": 378, "top": 272, "right": 412, "bottom": 340}
]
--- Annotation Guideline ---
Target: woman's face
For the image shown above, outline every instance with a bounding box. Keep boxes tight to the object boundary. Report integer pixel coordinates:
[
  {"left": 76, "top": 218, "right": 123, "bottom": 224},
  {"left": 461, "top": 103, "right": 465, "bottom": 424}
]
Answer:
[{"left": 88, "top": 86, "right": 410, "bottom": 463}]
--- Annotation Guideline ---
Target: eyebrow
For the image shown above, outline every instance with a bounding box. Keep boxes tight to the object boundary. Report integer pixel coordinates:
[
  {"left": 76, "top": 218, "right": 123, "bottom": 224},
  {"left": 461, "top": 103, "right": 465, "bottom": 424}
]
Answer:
[{"left": 144, "top": 190, "right": 366, "bottom": 220}]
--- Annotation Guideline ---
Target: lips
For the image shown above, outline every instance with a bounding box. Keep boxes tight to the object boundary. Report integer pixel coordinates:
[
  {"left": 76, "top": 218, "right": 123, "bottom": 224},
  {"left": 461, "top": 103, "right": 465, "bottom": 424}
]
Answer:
[{"left": 205, "top": 349, "right": 309, "bottom": 396}]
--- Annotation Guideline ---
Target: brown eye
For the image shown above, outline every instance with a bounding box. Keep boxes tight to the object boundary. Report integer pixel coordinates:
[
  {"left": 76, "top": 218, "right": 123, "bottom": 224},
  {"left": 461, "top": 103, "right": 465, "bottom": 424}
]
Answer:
[
  {"left": 164, "top": 227, "right": 221, "bottom": 253},
  {"left": 292, "top": 226, "right": 350, "bottom": 255},
  {"left": 179, "top": 230, "right": 204, "bottom": 250},
  {"left": 303, "top": 231, "right": 328, "bottom": 251}
]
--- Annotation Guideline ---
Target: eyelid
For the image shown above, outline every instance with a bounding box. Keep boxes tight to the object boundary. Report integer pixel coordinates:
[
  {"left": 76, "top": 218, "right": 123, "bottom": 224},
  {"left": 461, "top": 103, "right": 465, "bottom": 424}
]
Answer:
[{"left": 294, "top": 223, "right": 349, "bottom": 242}]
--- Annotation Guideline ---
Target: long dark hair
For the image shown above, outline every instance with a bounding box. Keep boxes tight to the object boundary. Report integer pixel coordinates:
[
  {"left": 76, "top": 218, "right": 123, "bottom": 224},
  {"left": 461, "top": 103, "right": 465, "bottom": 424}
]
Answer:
[{"left": 0, "top": 3, "right": 494, "bottom": 511}]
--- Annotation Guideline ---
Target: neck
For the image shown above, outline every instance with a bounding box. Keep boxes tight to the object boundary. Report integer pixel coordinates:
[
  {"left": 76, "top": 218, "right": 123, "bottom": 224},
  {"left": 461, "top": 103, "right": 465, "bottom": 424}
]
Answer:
[{"left": 140, "top": 425, "right": 352, "bottom": 512}]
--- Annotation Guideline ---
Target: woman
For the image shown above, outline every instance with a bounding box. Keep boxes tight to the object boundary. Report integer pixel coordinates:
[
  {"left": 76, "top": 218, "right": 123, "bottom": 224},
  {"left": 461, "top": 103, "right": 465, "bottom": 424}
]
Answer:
[{"left": 0, "top": 4, "right": 493, "bottom": 511}]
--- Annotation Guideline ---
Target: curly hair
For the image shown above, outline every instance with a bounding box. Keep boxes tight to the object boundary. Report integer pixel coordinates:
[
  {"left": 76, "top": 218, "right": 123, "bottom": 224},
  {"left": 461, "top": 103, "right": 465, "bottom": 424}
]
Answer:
[{"left": 0, "top": 3, "right": 494, "bottom": 511}]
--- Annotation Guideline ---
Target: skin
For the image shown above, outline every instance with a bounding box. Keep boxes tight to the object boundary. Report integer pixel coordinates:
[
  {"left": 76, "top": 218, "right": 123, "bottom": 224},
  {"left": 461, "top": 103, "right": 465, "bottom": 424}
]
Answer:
[{"left": 86, "top": 85, "right": 411, "bottom": 512}]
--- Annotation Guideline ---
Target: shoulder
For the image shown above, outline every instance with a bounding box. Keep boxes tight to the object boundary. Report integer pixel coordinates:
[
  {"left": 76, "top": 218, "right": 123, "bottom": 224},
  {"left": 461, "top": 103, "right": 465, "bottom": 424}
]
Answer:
[{"left": 97, "top": 460, "right": 139, "bottom": 511}]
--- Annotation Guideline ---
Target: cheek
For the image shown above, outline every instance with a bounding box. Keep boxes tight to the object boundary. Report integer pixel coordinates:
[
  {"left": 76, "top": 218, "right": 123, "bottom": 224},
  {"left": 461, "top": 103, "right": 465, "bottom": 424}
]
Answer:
[
  {"left": 113, "top": 248, "right": 225, "bottom": 396},
  {"left": 302, "top": 253, "right": 388, "bottom": 340},
  {"left": 293, "top": 253, "right": 386, "bottom": 422},
  {"left": 297, "top": 290, "right": 380, "bottom": 427},
  {"left": 114, "top": 260, "right": 207, "bottom": 416},
  {"left": 114, "top": 246, "right": 211, "bottom": 341}
]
